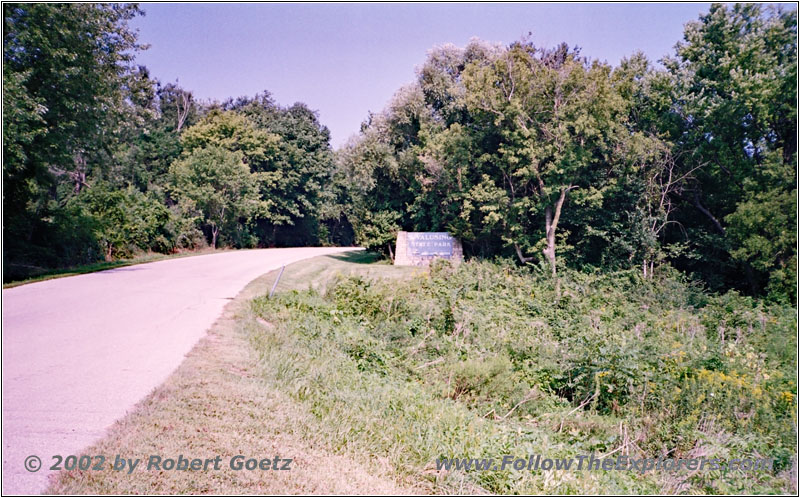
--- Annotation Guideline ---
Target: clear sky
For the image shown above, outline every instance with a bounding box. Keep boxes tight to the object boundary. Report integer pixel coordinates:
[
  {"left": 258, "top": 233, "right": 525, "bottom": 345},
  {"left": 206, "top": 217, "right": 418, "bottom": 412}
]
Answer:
[{"left": 130, "top": 2, "right": 719, "bottom": 148}]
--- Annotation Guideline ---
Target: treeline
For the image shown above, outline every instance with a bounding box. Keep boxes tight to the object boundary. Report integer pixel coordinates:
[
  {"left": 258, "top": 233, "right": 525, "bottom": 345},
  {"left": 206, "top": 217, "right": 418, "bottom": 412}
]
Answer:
[
  {"left": 332, "top": 3, "right": 796, "bottom": 303},
  {"left": 3, "top": 4, "right": 797, "bottom": 304},
  {"left": 3, "top": 3, "right": 349, "bottom": 282}
]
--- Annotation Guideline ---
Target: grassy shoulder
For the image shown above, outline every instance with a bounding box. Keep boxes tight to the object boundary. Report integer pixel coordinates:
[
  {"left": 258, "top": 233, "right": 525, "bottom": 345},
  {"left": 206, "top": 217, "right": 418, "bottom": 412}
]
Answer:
[
  {"left": 48, "top": 252, "right": 797, "bottom": 494},
  {"left": 3, "top": 248, "right": 234, "bottom": 289}
]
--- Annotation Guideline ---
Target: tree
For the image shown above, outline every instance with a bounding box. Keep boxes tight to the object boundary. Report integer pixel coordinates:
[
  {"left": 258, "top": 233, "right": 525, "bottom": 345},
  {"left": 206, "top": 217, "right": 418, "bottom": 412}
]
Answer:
[
  {"left": 71, "top": 184, "right": 174, "bottom": 260},
  {"left": 462, "top": 42, "right": 629, "bottom": 282},
  {"left": 725, "top": 154, "right": 797, "bottom": 302},
  {"left": 658, "top": 3, "right": 797, "bottom": 297},
  {"left": 3, "top": 3, "right": 145, "bottom": 270},
  {"left": 169, "top": 146, "right": 259, "bottom": 248},
  {"left": 336, "top": 121, "right": 406, "bottom": 257},
  {"left": 181, "top": 109, "right": 278, "bottom": 162},
  {"left": 157, "top": 82, "right": 195, "bottom": 133},
  {"left": 226, "top": 94, "right": 334, "bottom": 245},
  {"left": 180, "top": 107, "right": 307, "bottom": 243},
  {"left": 3, "top": 3, "right": 143, "bottom": 192}
]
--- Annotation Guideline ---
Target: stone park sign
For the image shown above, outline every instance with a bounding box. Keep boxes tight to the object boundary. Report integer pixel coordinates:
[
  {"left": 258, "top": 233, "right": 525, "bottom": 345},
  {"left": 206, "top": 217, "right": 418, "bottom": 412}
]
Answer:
[{"left": 394, "top": 231, "right": 463, "bottom": 266}]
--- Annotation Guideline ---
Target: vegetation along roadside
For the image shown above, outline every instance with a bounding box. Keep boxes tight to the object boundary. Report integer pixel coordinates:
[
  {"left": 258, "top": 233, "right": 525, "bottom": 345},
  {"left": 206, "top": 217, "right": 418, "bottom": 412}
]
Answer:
[{"left": 49, "top": 252, "right": 797, "bottom": 494}]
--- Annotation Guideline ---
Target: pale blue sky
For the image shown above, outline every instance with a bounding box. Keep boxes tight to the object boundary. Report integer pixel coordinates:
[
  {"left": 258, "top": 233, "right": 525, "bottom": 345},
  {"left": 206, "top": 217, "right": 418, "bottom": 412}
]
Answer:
[{"left": 131, "top": 2, "right": 722, "bottom": 148}]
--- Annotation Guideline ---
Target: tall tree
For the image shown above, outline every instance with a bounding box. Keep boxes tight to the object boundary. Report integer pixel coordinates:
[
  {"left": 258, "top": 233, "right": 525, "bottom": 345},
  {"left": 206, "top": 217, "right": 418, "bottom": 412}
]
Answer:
[
  {"left": 3, "top": 3, "right": 144, "bottom": 268},
  {"left": 169, "top": 146, "right": 259, "bottom": 248},
  {"left": 660, "top": 3, "right": 797, "bottom": 299},
  {"left": 462, "top": 42, "right": 629, "bottom": 282},
  {"left": 226, "top": 93, "right": 335, "bottom": 245}
]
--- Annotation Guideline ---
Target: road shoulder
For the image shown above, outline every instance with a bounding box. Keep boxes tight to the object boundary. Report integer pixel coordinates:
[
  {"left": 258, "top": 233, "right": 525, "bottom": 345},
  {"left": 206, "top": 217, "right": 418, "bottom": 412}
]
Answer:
[{"left": 46, "top": 257, "right": 411, "bottom": 494}]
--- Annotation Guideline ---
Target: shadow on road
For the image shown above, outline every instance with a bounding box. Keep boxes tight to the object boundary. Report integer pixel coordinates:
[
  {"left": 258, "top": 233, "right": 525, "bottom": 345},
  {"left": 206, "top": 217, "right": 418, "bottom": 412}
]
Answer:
[
  {"left": 325, "top": 251, "right": 382, "bottom": 265},
  {"left": 103, "top": 267, "right": 145, "bottom": 273}
]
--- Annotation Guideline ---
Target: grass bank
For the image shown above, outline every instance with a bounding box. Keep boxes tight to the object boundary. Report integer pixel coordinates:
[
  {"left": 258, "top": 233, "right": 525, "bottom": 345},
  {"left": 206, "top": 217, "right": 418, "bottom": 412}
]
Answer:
[
  {"left": 245, "top": 258, "right": 796, "bottom": 493},
  {"left": 49, "top": 252, "right": 797, "bottom": 494}
]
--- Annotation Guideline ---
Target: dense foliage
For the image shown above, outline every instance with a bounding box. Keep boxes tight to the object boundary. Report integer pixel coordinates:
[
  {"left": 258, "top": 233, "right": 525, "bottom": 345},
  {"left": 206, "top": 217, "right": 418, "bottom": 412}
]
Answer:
[
  {"left": 336, "top": 4, "right": 797, "bottom": 303},
  {"left": 3, "top": 3, "right": 339, "bottom": 281},
  {"left": 253, "top": 258, "right": 796, "bottom": 493},
  {"left": 2, "top": 2, "right": 796, "bottom": 301}
]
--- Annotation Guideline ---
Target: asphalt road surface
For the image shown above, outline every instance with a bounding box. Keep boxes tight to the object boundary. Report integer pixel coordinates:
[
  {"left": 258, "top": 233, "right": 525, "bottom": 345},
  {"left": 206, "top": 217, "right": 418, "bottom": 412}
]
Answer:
[{"left": 2, "top": 247, "right": 356, "bottom": 494}]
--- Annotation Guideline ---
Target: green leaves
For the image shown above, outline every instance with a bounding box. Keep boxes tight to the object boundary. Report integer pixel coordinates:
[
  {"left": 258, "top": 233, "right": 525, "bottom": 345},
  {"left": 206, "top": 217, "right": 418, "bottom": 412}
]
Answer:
[
  {"left": 70, "top": 184, "right": 174, "bottom": 259},
  {"left": 172, "top": 101, "right": 335, "bottom": 246},
  {"left": 169, "top": 146, "right": 259, "bottom": 248},
  {"left": 725, "top": 185, "right": 797, "bottom": 303},
  {"left": 3, "top": 3, "right": 795, "bottom": 302},
  {"left": 340, "top": 6, "right": 796, "bottom": 301},
  {"left": 3, "top": 3, "right": 148, "bottom": 273},
  {"left": 181, "top": 109, "right": 279, "bottom": 165},
  {"left": 660, "top": 3, "right": 797, "bottom": 299}
]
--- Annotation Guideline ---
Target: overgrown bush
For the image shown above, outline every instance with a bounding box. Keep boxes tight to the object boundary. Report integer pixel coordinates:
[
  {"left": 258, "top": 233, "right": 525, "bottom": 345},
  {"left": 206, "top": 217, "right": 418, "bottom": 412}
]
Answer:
[
  {"left": 251, "top": 259, "right": 796, "bottom": 493},
  {"left": 71, "top": 184, "right": 177, "bottom": 259}
]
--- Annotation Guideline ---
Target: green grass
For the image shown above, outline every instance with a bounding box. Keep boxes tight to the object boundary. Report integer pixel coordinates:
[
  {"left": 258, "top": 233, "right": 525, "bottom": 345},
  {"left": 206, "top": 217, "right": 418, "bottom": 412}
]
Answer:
[
  {"left": 3, "top": 248, "right": 233, "bottom": 288},
  {"left": 265, "top": 250, "right": 411, "bottom": 295},
  {"left": 48, "top": 252, "right": 797, "bottom": 494},
  {"left": 248, "top": 258, "right": 797, "bottom": 494}
]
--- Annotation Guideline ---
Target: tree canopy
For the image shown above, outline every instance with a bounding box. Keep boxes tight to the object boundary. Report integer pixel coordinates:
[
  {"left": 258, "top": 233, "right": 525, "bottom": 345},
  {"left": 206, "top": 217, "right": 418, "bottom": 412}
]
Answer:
[
  {"left": 337, "top": 5, "right": 796, "bottom": 302},
  {"left": 2, "top": 2, "right": 796, "bottom": 304}
]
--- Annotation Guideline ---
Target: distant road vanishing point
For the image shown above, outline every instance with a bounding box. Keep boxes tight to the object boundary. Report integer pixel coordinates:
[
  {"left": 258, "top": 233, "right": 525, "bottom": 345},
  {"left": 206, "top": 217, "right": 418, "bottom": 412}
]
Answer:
[{"left": 2, "top": 247, "right": 357, "bottom": 495}]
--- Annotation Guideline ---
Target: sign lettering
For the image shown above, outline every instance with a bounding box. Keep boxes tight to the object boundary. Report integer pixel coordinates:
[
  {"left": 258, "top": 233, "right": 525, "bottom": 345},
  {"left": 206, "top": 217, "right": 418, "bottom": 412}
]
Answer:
[{"left": 407, "top": 232, "right": 454, "bottom": 257}]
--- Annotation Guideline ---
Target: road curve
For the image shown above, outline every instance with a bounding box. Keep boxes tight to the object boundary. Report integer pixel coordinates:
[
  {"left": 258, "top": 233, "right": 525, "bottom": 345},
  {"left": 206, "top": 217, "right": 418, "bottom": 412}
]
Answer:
[{"left": 2, "top": 247, "right": 357, "bottom": 494}]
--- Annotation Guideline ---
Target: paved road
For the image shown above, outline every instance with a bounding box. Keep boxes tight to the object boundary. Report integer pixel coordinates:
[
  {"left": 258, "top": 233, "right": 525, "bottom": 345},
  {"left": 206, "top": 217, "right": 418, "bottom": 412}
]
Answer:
[{"left": 2, "top": 247, "right": 356, "bottom": 495}]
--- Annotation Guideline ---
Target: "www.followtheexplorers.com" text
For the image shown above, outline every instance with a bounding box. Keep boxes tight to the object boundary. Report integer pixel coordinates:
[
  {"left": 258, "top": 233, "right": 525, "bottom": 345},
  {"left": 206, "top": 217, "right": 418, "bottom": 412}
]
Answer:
[{"left": 436, "top": 454, "right": 774, "bottom": 474}]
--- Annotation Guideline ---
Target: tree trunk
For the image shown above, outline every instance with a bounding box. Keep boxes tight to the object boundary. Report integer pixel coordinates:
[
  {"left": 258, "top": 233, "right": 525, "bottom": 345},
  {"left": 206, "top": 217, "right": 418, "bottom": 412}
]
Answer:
[
  {"left": 74, "top": 168, "right": 86, "bottom": 194},
  {"left": 543, "top": 205, "right": 557, "bottom": 278},
  {"left": 642, "top": 258, "right": 656, "bottom": 279},
  {"left": 176, "top": 92, "right": 189, "bottom": 132},
  {"left": 543, "top": 187, "right": 572, "bottom": 298},
  {"left": 211, "top": 226, "right": 218, "bottom": 248},
  {"left": 72, "top": 152, "right": 88, "bottom": 194},
  {"left": 692, "top": 191, "right": 725, "bottom": 235},
  {"left": 542, "top": 187, "right": 570, "bottom": 278},
  {"left": 387, "top": 242, "right": 394, "bottom": 262},
  {"left": 514, "top": 243, "right": 535, "bottom": 264}
]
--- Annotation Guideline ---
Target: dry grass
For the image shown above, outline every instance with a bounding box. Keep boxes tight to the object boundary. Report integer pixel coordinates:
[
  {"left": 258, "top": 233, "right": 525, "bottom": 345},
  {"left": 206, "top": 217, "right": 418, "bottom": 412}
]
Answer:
[{"left": 46, "top": 251, "right": 414, "bottom": 494}]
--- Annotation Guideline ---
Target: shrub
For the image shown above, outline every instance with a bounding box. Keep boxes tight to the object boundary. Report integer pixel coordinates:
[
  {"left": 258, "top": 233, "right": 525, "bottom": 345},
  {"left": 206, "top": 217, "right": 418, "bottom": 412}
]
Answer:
[{"left": 251, "top": 259, "right": 797, "bottom": 493}]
